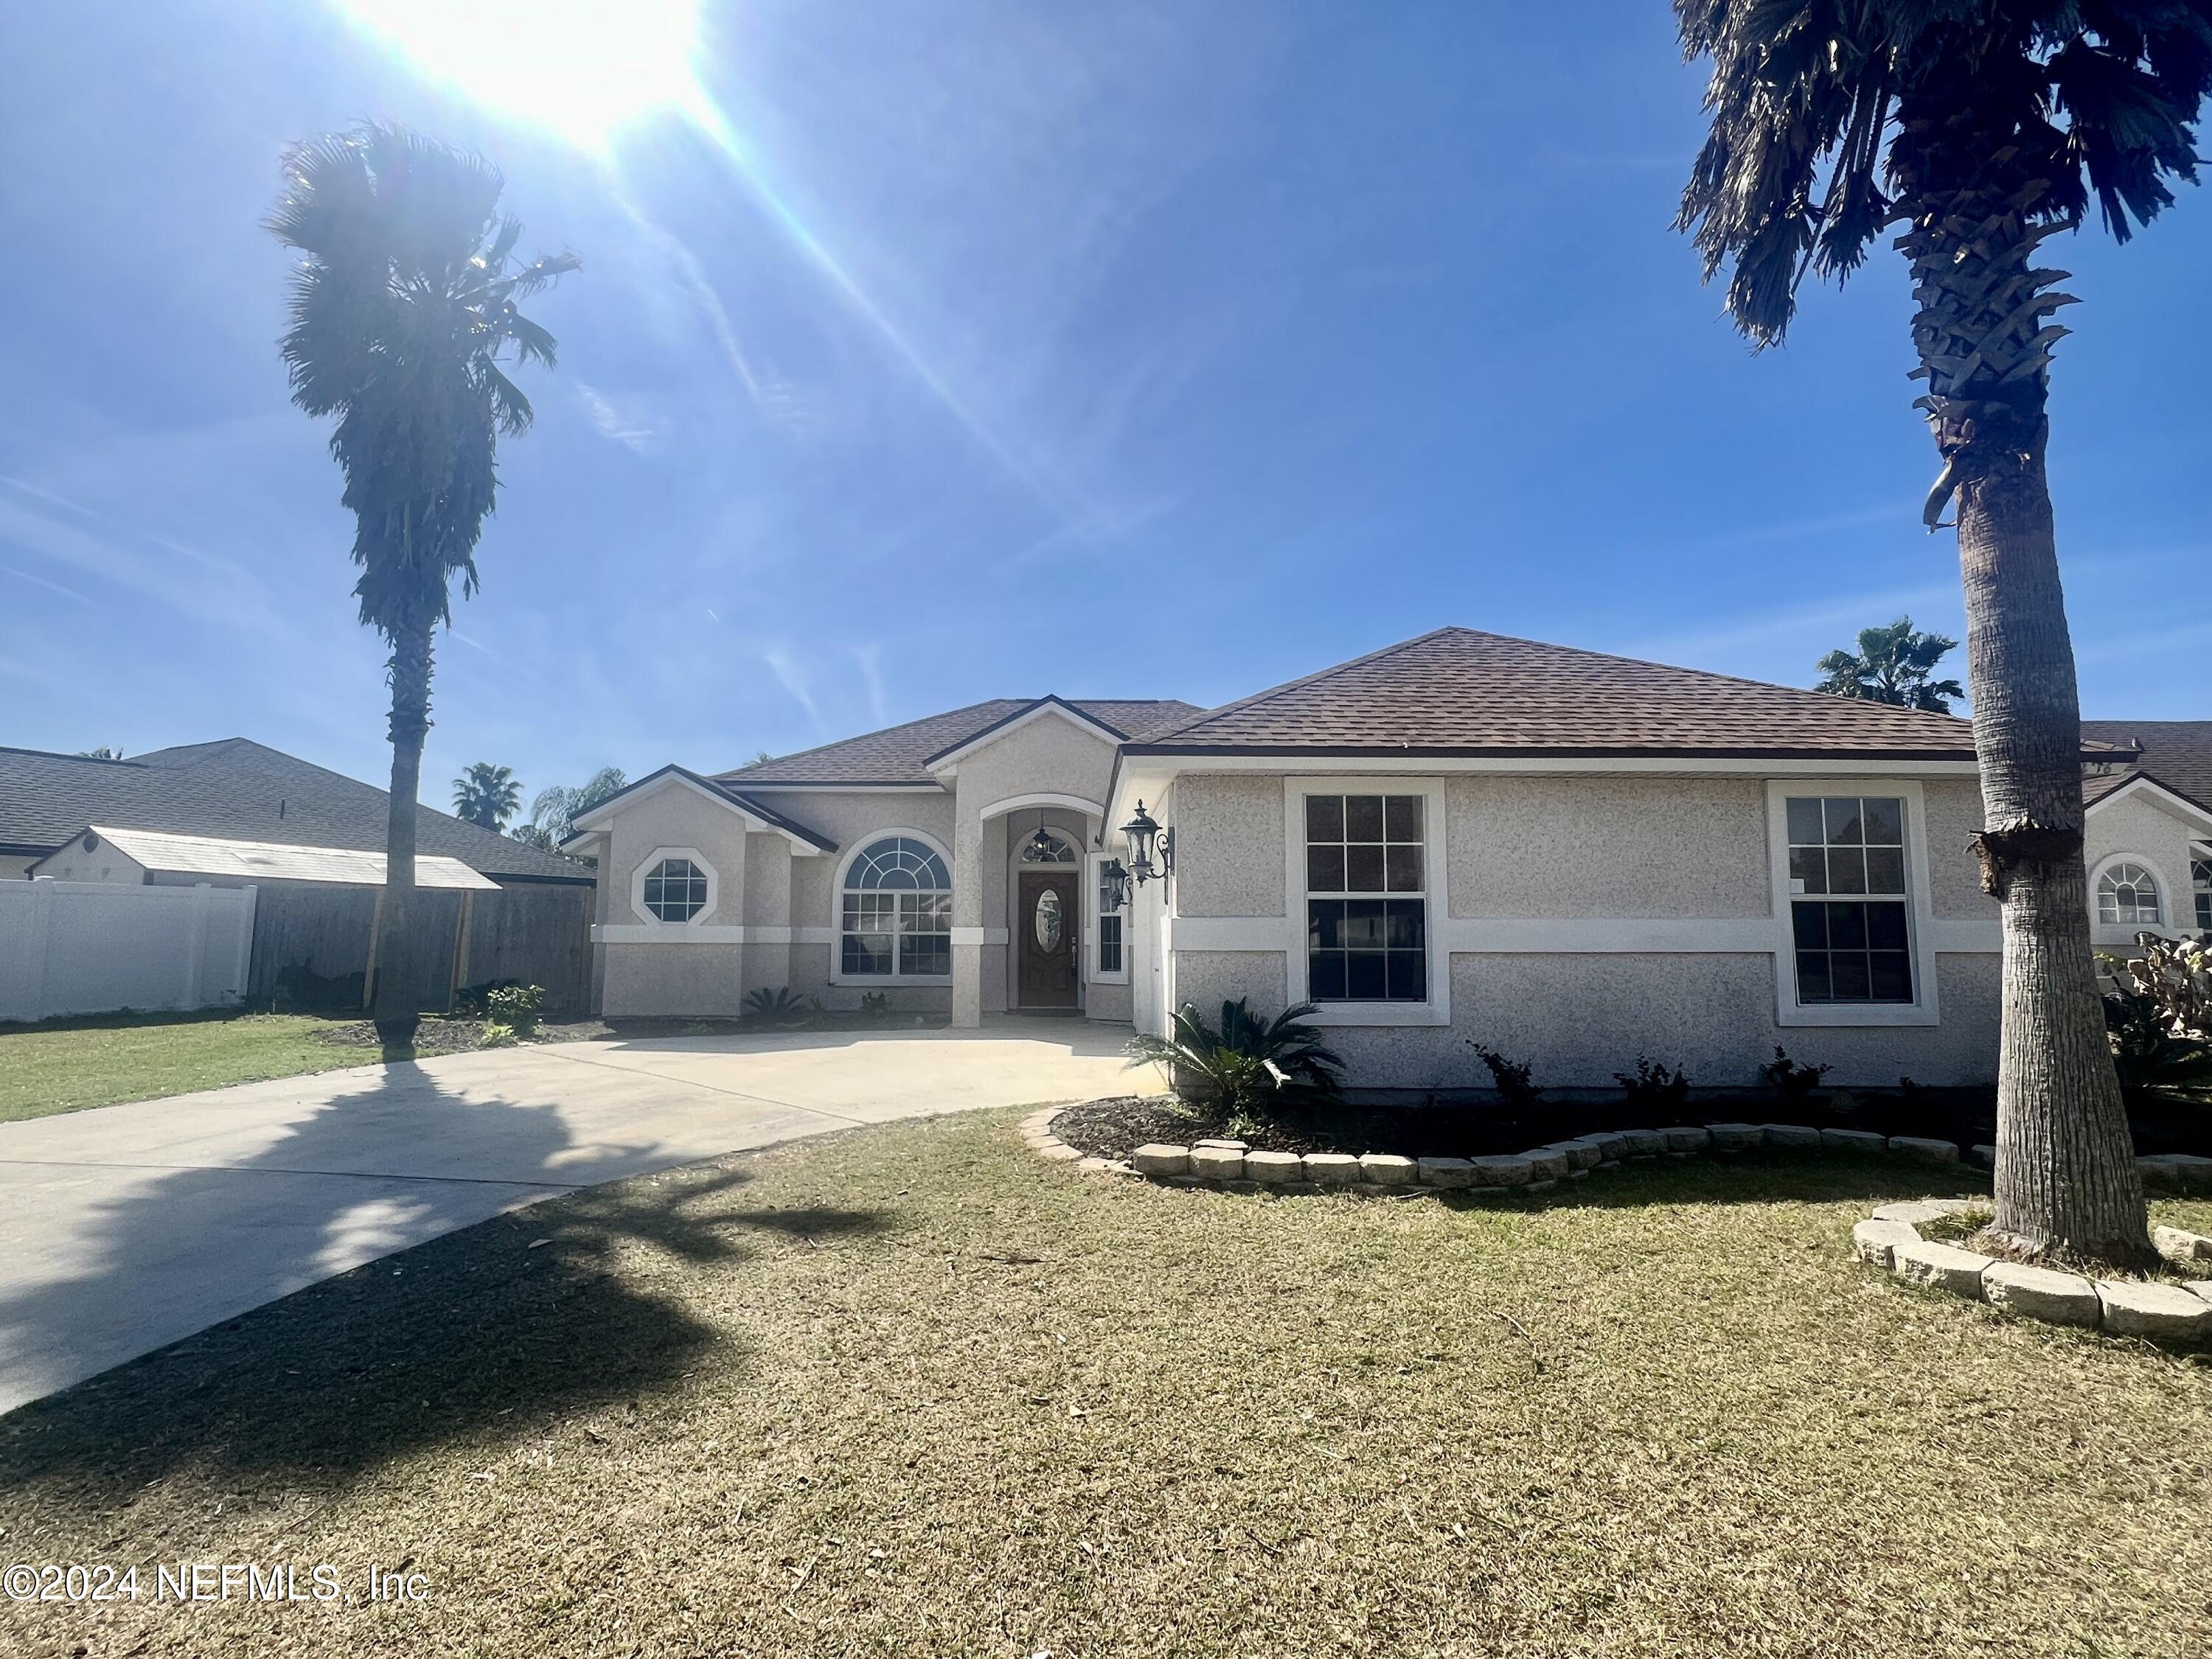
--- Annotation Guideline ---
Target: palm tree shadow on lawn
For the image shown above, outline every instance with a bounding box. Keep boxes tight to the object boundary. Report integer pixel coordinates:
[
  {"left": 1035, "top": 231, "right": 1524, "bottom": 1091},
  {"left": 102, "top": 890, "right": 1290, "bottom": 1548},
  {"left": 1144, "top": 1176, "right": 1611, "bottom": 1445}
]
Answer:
[{"left": 0, "top": 1063, "right": 889, "bottom": 1510}]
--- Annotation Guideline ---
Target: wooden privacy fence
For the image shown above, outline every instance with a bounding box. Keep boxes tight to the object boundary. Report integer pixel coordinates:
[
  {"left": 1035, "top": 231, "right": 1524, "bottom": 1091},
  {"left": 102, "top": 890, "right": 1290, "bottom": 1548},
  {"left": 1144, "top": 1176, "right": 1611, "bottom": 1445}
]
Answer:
[{"left": 246, "top": 882, "right": 593, "bottom": 1017}]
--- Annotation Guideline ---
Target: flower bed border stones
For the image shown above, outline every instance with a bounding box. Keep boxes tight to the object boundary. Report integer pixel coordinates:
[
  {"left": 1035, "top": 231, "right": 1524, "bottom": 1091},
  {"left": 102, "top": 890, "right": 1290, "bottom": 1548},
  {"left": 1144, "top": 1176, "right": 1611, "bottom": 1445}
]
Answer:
[
  {"left": 1857, "top": 1203, "right": 2212, "bottom": 1344},
  {"left": 1040, "top": 1108, "right": 2006, "bottom": 1203}
]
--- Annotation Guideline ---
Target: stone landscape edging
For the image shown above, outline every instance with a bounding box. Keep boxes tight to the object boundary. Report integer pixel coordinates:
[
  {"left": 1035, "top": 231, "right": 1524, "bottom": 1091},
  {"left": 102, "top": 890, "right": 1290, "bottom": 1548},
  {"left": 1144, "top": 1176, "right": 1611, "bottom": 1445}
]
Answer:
[
  {"left": 1854, "top": 1201, "right": 2212, "bottom": 1343},
  {"left": 1022, "top": 1107, "right": 2195, "bottom": 1203}
]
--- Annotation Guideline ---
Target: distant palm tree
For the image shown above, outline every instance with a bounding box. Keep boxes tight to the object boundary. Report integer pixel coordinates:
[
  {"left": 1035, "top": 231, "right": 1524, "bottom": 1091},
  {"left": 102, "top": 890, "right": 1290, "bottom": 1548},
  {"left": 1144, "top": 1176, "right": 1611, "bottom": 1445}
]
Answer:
[
  {"left": 1674, "top": 2, "right": 2212, "bottom": 1265},
  {"left": 514, "top": 766, "right": 627, "bottom": 850},
  {"left": 452, "top": 762, "right": 523, "bottom": 831},
  {"left": 1815, "top": 618, "right": 1966, "bottom": 712},
  {"left": 269, "top": 123, "right": 577, "bottom": 1043}
]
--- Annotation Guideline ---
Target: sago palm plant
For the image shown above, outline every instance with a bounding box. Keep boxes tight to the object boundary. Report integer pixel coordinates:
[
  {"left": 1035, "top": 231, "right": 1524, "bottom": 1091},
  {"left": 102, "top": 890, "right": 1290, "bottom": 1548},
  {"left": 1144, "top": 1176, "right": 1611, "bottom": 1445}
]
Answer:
[
  {"left": 1674, "top": 1, "right": 2212, "bottom": 1265},
  {"left": 269, "top": 124, "right": 577, "bottom": 1042},
  {"left": 1126, "top": 999, "right": 1346, "bottom": 1131}
]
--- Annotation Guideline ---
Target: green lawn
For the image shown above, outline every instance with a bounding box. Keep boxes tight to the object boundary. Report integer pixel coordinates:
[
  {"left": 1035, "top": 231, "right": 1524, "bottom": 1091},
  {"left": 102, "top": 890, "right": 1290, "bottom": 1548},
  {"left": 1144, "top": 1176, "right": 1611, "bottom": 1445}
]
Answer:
[
  {"left": 4, "top": 1113, "right": 2208, "bottom": 1657},
  {"left": 0, "top": 1011, "right": 373, "bottom": 1121}
]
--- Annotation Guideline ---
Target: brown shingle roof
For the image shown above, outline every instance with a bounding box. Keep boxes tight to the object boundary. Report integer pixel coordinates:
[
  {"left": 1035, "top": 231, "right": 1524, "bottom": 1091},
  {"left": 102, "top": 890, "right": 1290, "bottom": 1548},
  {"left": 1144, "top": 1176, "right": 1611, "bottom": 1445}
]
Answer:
[
  {"left": 1126, "top": 627, "right": 2042, "bottom": 760},
  {"left": 717, "top": 698, "right": 1204, "bottom": 787},
  {"left": 2081, "top": 722, "right": 2212, "bottom": 811}
]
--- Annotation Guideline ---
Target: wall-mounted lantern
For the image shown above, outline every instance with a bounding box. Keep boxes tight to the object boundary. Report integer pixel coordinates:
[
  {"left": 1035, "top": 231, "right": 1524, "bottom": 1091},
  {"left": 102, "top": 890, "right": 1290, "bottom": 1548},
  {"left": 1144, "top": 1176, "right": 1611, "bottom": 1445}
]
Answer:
[{"left": 1119, "top": 800, "right": 1172, "bottom": 888}]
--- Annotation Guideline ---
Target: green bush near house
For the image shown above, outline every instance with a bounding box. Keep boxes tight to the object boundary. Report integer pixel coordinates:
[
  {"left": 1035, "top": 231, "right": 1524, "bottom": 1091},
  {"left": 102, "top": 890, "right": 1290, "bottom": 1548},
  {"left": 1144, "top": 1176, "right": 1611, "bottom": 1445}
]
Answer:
[{"left": 484, "top": 984, "right": 546, "bottom": 1039}]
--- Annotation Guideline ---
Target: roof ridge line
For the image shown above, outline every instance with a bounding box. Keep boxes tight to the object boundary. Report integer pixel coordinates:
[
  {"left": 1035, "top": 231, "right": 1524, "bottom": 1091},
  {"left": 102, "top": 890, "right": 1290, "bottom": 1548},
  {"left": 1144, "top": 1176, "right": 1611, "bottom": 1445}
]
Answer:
[
  {"left": 1134, "top": 627, "right": 1463, "bottom": 743},
  {"left": 714, "top": 698, "right": 1026, "bottom": 780}
]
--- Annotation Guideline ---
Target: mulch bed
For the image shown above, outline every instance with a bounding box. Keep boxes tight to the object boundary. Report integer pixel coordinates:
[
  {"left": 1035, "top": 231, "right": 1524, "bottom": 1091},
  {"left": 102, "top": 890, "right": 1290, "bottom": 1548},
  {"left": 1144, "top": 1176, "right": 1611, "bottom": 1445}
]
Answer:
[
  {"left": 310, "top": 1019, "right": 612, "bottom": 1054},
  {"left": 1056, "top": 1088, "right": 2212, "bottom": 1164}
]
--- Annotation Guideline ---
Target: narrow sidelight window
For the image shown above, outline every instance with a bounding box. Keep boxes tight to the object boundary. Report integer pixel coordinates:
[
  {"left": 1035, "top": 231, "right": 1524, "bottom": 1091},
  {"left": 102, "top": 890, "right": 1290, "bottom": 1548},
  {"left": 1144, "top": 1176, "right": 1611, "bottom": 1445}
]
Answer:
[
  {"left": 1786, "top": 796, "right": 1912, "bottom": 1004},
  {"left": 1096, "top": 863, "right": 1124, "bottom": 975},
  {"left": 1304, "top": 793, "right": 1427, "bottom": 1001}
]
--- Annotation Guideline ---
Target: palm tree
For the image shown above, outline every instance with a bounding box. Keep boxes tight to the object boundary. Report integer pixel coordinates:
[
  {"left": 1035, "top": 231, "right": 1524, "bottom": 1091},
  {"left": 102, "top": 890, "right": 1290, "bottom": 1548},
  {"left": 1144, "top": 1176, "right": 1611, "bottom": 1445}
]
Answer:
[
  {"left": 1674, "top": 4, "right": 2212, "bottom": 1264},
  {"left": 268, "top": 124, "right": 577, "bottom": 1044},
  {"left": 513, "top": 766, "right": 627, "bottom": 850},
  {"left": 452, "top": 762, "right": 524, "bottom": 831},
  {"left": 1815, "top": 617, "right": 1966, "bottom": 712}
]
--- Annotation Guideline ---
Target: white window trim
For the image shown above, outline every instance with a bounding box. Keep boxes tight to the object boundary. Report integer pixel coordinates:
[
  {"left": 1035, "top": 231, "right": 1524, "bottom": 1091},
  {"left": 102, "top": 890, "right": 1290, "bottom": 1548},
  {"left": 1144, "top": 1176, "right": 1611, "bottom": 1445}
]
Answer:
[
  {"left": 2193, "top": 844, "right": 2212, "bottom": 933},
  {"left": 628, "top": 846, "right": 720, "bottom": 930},
  {"left": 2090, "top": 852, "right": 2174, "bottom": 942},
  {"left": 1764, "top": 781, "right": 1941, "bottom": 1027},
  {"left": 1283, "top": 776, "right": 1450, "bottom": 1027},
  {"left": 830, "top": 827, "right": 956, "bottom": 986},
  {"left": 1086, "top": 852, "right": 1130, "bottom": 984}
]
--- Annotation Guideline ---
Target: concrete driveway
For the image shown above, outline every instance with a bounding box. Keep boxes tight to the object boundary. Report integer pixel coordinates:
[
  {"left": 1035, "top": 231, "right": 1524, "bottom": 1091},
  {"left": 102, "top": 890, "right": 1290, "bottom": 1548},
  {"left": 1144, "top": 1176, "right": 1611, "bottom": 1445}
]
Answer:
[{"left": 0, "top": 1022, "right": 1138, "bottom": 1415}]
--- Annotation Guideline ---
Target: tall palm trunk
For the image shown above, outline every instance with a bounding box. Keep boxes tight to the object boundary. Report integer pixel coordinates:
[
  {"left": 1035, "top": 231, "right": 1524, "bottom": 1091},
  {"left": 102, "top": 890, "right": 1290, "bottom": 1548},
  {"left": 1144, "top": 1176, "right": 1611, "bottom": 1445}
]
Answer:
[
  {"left": 372, "top": 616, "right": 434, "bottom": 1046},
  {"left": 1897, "top": 100, "right": 2151, "bottom": 1265}
]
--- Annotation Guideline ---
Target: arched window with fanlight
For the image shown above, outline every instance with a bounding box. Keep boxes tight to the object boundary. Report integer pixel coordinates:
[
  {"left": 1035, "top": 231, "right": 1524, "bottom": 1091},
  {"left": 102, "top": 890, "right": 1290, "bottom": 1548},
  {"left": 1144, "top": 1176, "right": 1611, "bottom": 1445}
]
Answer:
[
  {"left": 841, "top": 835, "right": 952, "bottom": 978},
  {"left": 2096, "top": 860, "right": 2163, "bottom": 927}
]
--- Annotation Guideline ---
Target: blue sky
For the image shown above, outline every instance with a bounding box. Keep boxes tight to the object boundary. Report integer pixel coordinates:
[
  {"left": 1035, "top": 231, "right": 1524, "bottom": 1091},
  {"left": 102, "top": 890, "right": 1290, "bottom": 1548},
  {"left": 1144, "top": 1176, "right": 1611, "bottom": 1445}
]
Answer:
[{"left": 1, "top": 2, "right": 2205, "bottom": 812}]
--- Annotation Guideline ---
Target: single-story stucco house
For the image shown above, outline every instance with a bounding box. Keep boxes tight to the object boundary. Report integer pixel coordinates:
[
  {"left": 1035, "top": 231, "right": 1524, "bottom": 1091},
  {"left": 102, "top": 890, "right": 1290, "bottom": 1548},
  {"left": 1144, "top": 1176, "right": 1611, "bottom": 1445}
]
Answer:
[{"left": 564, "top": 627, "right": 2209, "bottom": 1093}]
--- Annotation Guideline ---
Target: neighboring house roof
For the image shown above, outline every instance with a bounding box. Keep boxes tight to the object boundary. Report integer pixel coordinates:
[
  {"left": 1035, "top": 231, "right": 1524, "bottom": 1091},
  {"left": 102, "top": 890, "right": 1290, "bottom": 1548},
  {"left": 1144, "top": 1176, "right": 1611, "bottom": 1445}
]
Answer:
[
  {"left": 35, "top": 825, "right": 498, "bottom": 891},
  {"left": 716, "top": 698, "right": 1206, "bottom": 787},
  {"left": 563, "top": 765, "right": 839, "bottom": 853},
  {"left": 2080, "top": 721, "right": 2212, "bottom": 812},
  {"left": 1122, "top": 627, "right": 2124, "bottom": 761},
  {"left": 0, "top": 739, "right": 590, "bottom": 884}
]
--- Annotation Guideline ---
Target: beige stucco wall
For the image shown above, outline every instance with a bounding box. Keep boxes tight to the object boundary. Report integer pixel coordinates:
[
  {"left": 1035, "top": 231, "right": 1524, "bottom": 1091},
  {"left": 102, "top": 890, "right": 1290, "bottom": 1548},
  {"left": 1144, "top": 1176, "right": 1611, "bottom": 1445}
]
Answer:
[
  {"left": 2084, "top": 787, "right": 2205, "bottom": 947},
  {"left": 1173, "top": 775, "right": 1286, "bottom": 917},
  {"left": 772, "top": 790, "right": 956, "bottom": 931},
  {"left": 601, "top": 783, "right": 749, "bottom": 931},
  {"left": 602, "top": 941, "right": 747, "bottom": 1018},
  {"left": 1921, "top": 776, "right": 1995, "bottom": 919},
  {"left": 1447, "top": 776, "right": 1769, "bottom": 918},
  {"left": 1168, "top": 948, "right": 2000, "bottom": 1091}
]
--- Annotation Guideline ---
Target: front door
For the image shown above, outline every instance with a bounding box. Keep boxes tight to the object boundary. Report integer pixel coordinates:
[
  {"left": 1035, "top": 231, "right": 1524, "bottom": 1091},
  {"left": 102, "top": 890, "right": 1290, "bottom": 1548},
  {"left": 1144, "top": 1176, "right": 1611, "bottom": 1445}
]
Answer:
[{"left": 1016, "top": 870, "right": 1079, "bottom": 1009}]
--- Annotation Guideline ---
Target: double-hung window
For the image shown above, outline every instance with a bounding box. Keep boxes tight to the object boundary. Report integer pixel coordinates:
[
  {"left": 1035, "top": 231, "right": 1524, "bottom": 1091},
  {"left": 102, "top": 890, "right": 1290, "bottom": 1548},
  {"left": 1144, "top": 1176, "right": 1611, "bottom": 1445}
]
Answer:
[
  {"left": 2194, "top": 849, "right": 2211, "bottom": 933},
  {"left": 1304, "top": 793, "right": 1427, "bottom": 1001},
  {"left": 1786, "top": 796, "right": 1913, "bottom": 1004}
]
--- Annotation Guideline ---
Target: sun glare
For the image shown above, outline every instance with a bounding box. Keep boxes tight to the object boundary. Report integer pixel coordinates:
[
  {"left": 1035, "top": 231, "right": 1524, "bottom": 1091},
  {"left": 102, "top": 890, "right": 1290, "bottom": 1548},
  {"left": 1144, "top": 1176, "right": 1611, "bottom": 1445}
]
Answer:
[{"left": 335, "top": 0, "right": 700, "bottom": 147}]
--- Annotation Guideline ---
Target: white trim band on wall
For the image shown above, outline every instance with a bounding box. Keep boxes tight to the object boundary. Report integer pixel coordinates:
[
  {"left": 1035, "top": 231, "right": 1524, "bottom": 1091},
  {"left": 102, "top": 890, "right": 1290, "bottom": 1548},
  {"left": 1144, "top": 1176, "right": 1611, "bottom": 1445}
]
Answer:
[
  {"left": 1171, "top": 914, "right": 2004, "bottom": 956},
  {"left": 596, "top": 925, "right": 837, "bottom": 945}
]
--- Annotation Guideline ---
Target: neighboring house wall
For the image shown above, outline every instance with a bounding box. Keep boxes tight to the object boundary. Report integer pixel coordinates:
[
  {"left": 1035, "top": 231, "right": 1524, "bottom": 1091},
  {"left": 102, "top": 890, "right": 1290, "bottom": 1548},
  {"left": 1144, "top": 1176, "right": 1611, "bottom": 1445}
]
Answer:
[
  {"left": 1, "top": 854, "right": 38, "bottom": 880},
  {"left": 0, "top": 880, "right": 256, "bottom": 1022},
  {"left": 2084, "top": 786, "right": 2208, "bottom": 948},
  {"left": 27, "top": 838, "right": 150, "bottom": 883},
  {"left": 1160, "top": 769, "right": 2004, "bottom": 1091}
]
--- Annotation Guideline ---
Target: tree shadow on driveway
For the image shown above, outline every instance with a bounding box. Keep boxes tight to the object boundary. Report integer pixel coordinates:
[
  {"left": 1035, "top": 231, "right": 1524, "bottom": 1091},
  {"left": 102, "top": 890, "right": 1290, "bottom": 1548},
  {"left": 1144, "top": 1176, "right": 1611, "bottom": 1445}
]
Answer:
[{"left": 0, "top": 1061, "right": 889, "bottom": 1515}]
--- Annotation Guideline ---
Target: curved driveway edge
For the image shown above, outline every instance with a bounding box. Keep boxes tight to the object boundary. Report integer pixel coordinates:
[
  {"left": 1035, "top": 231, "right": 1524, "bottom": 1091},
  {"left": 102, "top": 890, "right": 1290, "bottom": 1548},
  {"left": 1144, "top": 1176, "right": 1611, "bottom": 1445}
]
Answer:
[{"left": 0, "top": 1024, "right": 1137, "bottom": 1416}]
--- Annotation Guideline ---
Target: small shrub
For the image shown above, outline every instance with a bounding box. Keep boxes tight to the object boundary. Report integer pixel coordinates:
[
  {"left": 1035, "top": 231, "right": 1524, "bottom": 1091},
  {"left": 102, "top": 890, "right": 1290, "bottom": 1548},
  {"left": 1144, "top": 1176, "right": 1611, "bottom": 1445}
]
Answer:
[
  {"left": 453, "top": 978, "right": 523, "bottom": 1018},
  {"left": 1469, "top": 1043, "right": 1543, "bottom": 1110},
  {"left": 860, "top": 991, "right": 890, "bottom": 1016},
  {"left": 1615, "top": 1056, "right": 1689, "bottom": 1111},
  {"left": 1759, "top": 1046, "right": 1832, "bottom": 1103},
  {"left": 479, "top": 1020, "right": 518, "bottom": 1048},
  {"left": 484, "top": 984, "right": 546, "bottom": 1037},
  {"left": 2101, "top": 934, "right": 2212, "bottom": 1038},
  {"left": 742, "top": 987, "right": 810, "bottom": 1026},
  {"left": 1125, "top": 1000, "right": 1345, "bottom": 1135},
  {"left": 2104, "top": 987, "right": 2212, "bottom": 1108}
]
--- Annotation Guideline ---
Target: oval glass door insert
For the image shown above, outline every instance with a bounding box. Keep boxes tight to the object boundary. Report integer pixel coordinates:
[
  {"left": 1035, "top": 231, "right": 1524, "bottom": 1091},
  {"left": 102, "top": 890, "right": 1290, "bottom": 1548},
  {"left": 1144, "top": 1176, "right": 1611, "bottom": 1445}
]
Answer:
[{"left": 1034, "top": 888, "right": 1064, "bottom": 952}]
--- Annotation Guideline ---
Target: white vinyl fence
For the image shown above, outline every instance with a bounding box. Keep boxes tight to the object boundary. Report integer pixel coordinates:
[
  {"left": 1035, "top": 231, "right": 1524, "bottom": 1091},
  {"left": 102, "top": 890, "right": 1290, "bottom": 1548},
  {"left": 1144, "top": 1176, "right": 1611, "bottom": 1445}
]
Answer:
[{"left": 0, "top": 881, "right": 257, "bottom": 1023}]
